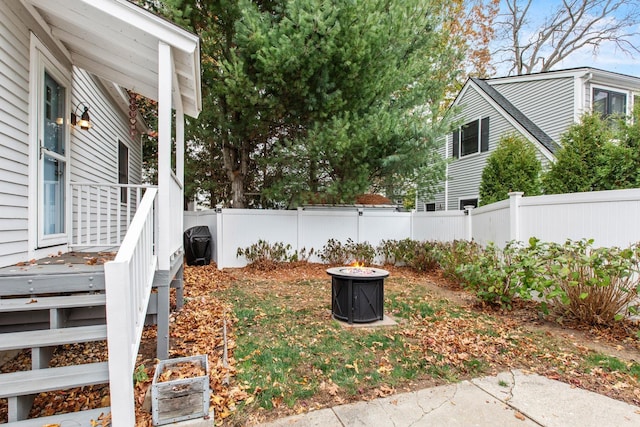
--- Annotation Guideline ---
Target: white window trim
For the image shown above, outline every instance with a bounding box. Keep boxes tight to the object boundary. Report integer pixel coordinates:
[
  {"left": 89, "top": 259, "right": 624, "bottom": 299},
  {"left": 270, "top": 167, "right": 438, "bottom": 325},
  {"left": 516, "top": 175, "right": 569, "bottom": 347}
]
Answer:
[
  {"left": 28, "top": 33, "right": 73, "bottom": 254},
  {"left": 590, "top": 84, "right": 631, "bottom": 117}
]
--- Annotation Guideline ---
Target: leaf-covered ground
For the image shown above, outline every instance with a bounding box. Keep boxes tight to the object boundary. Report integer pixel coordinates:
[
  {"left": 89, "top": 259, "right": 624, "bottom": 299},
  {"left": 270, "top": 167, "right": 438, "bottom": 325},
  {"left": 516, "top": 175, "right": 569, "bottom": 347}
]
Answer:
[
  {"left": 1, "top": 262, "right": 639, "bottom": 426},
  {"left": 214, "top": 263, "right": 640, "bottom": 426}
]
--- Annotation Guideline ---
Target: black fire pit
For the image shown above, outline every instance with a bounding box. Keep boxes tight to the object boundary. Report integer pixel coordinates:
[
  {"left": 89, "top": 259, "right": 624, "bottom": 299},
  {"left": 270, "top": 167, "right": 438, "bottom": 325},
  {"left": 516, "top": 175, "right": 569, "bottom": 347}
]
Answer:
[{"left": 327, "top": 266, "right": 389, "bottom": 324}]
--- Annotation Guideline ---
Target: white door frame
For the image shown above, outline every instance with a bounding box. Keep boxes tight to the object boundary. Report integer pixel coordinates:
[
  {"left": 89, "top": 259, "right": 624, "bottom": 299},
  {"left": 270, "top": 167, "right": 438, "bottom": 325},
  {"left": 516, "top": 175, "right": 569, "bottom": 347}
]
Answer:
[{"left": 28, "top": 34, "right": 72, "bottom": 251}]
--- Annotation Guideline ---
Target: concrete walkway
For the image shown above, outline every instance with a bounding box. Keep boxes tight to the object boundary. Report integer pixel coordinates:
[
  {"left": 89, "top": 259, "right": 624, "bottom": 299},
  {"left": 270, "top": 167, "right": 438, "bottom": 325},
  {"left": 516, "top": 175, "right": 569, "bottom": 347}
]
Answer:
[{"left": 258, "top": 370, "right": 640, "bottom": 427}]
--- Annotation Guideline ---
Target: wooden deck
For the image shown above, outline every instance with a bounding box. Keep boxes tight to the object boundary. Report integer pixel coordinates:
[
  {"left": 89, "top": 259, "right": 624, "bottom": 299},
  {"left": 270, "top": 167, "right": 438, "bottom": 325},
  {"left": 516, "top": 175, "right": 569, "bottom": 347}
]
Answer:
[{"left": 0, "top": 251, "right": 115, "bottom": 278}]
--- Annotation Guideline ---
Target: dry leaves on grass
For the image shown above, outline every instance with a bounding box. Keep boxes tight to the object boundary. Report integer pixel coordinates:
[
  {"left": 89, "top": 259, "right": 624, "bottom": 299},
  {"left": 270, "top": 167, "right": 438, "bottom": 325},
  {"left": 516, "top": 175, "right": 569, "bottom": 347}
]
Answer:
[
  {"left": 416, "top": 311, "right": 540, "bottom": 372},
  {"left": 132, "top": 264, "right": 250, "bottom": 426}
]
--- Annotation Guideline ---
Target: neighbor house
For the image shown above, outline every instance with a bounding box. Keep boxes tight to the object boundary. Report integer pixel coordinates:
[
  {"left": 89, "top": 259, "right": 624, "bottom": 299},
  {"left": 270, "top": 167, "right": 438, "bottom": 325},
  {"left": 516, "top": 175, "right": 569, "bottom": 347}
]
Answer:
[
  {"left": 420, "top": 68, "right": 640, "bottom": 211},
  {"left": 0, "top": 0, "right": 201, "bottom": 425}
]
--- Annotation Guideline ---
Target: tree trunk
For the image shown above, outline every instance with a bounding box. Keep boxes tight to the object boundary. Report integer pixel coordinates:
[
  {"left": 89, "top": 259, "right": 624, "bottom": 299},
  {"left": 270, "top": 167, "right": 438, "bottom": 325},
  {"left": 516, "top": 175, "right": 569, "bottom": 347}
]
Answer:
[{"left": 230, "top": 172, "right": 245, "bottom": 208}]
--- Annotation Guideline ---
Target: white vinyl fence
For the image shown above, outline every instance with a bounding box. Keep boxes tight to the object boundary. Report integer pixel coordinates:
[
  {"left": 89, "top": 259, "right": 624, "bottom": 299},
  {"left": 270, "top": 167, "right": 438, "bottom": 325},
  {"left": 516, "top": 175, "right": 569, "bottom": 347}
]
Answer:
[{"left": 185, "top": 188, "right": 640, "bottom": 269}]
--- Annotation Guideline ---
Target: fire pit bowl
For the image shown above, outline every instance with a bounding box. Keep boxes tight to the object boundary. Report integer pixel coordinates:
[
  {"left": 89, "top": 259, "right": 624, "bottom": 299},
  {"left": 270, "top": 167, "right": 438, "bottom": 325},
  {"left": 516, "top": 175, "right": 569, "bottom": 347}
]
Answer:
[{"left": 327, "top": 266, "right": 389, "bottom": 324}]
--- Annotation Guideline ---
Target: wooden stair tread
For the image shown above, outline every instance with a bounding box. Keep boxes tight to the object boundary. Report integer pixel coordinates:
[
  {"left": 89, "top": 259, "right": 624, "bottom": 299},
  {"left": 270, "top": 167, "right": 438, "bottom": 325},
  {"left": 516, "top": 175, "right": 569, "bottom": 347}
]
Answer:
[
  {"left": 7, "top": 406, "right": 111, "bottom": 426},
  {"left": 0, "top": 362, "right": 109, "bottom": 398},
  {"left": 0, "top": 293, "right": 106, "bottom": 312},
  {"left": 0, "top": 325, "right": 108, "bottom": 352}
]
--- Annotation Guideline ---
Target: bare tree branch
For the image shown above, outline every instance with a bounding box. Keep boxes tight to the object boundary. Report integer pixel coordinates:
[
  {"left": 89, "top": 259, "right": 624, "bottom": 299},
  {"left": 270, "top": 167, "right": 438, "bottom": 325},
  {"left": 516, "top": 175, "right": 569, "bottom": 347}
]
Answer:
[{"left": 495, "top": 0, "right": 640, "bottom": 75}]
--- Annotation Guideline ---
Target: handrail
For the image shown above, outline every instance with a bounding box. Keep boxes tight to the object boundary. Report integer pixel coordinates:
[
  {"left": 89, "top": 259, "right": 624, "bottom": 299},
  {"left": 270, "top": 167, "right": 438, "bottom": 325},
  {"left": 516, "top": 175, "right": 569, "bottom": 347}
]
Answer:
[{"left": 104, "top": 187, "right": 158, "bottom": 425}]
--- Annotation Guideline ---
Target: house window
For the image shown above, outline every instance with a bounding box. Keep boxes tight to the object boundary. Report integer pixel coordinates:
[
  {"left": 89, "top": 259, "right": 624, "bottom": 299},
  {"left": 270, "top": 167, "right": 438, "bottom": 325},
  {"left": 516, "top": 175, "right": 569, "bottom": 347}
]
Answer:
[
  {"left": 453, "top": 117, "right": 489, "bottom": 158},
  {"left": 118, "top": 141, "right": 129, "bottom": 203},
  {"left": 459, "top": 198, "right": 478, "bottom": 210},
  {"left": 425, "top": 203, "right": 436, "bottom": 212},
  {"left": 593, "top": 88, "right": 626, "bottom": 118}
]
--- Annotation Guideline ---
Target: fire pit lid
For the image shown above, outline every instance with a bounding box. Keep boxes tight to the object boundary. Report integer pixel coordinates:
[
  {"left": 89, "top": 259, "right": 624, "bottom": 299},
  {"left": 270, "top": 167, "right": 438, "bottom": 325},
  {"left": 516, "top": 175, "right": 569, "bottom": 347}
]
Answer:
[{"left": 326, "top": 266, "right": 389, "bottom": 279}]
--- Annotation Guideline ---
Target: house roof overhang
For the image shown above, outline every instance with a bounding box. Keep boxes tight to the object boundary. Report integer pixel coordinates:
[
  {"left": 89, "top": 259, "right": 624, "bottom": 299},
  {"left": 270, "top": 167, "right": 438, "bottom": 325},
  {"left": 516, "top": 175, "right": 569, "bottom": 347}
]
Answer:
[{"left": 21, "top": 0, "right": 202, "bottom": 119}]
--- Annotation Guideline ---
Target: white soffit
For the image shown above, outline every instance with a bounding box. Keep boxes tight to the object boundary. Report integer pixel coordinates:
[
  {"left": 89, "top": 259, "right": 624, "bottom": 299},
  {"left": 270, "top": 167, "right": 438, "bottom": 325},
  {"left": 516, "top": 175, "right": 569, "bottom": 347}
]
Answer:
[{"left": 23, "top": 0, "right": 202, "bottom": 118}]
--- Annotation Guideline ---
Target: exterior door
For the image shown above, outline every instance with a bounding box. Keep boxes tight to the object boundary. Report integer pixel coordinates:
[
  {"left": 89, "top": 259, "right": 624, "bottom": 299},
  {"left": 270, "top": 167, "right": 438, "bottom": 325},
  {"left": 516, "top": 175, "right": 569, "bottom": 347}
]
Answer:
[{"left": 38, "top": 70, "right": 68, "bottom": 246}]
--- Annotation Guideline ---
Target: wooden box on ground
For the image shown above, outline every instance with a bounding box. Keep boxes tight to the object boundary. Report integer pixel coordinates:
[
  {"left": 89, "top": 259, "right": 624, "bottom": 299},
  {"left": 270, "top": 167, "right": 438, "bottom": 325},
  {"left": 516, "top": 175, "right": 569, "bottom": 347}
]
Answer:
[{"left": 151, "top": 354, "right": 210, "bottom": 425}]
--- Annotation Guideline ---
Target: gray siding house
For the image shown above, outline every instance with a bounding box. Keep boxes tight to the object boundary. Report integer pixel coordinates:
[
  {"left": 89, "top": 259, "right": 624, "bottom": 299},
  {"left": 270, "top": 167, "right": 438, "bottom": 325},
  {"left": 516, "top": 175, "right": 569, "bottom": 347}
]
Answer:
[
  {"left": 0, "top": 1, "right": 201, "bottom": 424},
  {"left": 423, "top": 68, "right": 640, "bottom": 211}
]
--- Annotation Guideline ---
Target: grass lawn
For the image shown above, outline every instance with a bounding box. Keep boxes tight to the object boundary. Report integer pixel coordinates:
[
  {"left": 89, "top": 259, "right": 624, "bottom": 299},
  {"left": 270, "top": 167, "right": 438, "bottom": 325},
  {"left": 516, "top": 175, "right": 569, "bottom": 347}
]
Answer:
[
  {"left": 2, "top": 262, "right": 637, "bottom": 425},
  {"left": 192, "top": 262, "right": 640, "bottom": 426}
]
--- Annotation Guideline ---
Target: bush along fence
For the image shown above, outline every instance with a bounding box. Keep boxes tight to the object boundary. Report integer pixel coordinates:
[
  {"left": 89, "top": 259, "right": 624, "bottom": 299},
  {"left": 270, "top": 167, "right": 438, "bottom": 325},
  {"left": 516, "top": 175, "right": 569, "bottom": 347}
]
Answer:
[
  {"left": 184, "top": 188, "right": 640, "bottom": 269},
  {"left": 235, "top": 237, "right": 640, "bottom": 331}
]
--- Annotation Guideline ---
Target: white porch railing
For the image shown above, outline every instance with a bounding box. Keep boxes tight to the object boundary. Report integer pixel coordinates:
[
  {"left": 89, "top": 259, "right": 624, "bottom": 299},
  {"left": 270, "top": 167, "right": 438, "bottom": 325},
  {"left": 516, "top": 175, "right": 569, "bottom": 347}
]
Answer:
[
  {"left": 70, "top": 182, "right": 157, "bottom": 249},
  {"left": 104, "top": 187, "right": 158, "bottom": 425}
]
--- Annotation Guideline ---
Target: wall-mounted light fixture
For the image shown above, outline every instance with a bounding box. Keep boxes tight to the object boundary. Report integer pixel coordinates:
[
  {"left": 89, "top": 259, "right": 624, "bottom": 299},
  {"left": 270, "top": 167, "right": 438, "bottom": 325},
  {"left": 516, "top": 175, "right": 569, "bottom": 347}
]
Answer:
[{"left": 71, "top": 102, "right": 92, "bottom": 130}]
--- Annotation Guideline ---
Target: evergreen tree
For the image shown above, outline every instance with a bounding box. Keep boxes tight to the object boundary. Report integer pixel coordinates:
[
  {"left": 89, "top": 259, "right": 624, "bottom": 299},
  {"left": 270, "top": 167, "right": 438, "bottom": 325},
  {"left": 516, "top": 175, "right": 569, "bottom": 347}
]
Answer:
[
  {"left": 155, "top": 0, "right": 464, "bottom": 207},
  {"left": 542, "top": 109, "right": 640, "bottom": 195},
  {"left": 479, "top": 134, "right": 541, "bottom": 206}
]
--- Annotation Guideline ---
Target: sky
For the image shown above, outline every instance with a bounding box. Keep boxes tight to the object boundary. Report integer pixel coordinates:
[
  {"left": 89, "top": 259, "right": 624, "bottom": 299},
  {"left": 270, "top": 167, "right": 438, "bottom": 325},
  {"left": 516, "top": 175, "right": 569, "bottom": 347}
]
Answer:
[{"left": 491, "top": 0, "right": 640, "bottom": 78}]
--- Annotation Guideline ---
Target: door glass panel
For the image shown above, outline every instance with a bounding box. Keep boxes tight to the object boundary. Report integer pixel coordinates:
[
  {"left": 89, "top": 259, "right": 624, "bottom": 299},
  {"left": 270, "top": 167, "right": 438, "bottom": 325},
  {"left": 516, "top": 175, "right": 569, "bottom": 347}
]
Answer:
[
  {"left": 43, "top": 154, "right": 65, "bottom": 235},
  {"left": 43, "top": 72, "right": 65, "bottom": 155}
]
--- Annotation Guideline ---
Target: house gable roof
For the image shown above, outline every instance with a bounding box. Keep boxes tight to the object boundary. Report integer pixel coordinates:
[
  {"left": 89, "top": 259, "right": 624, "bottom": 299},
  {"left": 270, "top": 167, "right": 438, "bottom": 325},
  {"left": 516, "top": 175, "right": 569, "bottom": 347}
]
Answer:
[
  {"left": 22, "top": 0, "right": 202, "bottom": 118},
  {"left": 468, "top": 78, "right": 559, "bottom": 155},
  {"left": 484, "top": 67, "right": 640, "bottom": 90}
]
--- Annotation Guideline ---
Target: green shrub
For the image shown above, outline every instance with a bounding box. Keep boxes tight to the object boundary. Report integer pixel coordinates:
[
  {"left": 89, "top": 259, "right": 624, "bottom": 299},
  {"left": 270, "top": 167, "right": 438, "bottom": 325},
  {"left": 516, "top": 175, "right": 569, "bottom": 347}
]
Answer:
[
  {"left": 408, "top": 241, "right": 442, "bottom": 272},
  {"left": 376, "top": 239, "right": 442, "bottom": 271},
  {"left": 237, "top": 240, "right": 314, "bottom": 266},
  {"left": 532, "top": 239, "right": 640, "bottom": 326},
  {"left": 377, "top": 238, "right": 419, "bottom": 266},
  {"left": 456, "top": 242, "right": 524, "bottom": 309},
  {"left": 479, "top": 134, "right": 542, "bottom": 205},
  {"left": 438, "top": 240, "right": 483, "bottom": 282},
  {"left": 319, "top": 238, "right": 375, "bottom": 265}
]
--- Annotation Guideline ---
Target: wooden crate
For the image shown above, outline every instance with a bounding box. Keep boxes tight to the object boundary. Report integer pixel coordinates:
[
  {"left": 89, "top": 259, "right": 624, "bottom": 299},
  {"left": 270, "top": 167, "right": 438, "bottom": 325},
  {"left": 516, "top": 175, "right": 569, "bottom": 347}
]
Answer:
[{"left": 151, "top": 354, "right": 210, "bottom": 425}]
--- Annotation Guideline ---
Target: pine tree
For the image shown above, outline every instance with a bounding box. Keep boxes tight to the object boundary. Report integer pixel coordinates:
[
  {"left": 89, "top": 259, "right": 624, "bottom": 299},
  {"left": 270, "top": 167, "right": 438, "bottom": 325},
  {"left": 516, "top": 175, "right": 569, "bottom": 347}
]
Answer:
[
  {"left": 155, "top": 0, "right": 465, "bottom": 207},
  {"left": 479, "top": 134, "right": 541, "bottom": 205}
]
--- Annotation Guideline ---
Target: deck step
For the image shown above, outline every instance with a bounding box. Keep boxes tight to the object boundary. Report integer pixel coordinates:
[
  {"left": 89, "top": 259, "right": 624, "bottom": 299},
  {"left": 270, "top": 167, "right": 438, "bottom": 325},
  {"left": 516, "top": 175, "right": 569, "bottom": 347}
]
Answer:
[
  {"left": 7, "top": 406, "right": 111, "bottom": 426},
  {"left": 0, "top": 293, "right": 106, "bottom": 313},
  {"left": 0, "top": 362, "right": 109, "bottom": 398},
  {"left": 0, "top": 324, "right": 108, "bottom": 352}
]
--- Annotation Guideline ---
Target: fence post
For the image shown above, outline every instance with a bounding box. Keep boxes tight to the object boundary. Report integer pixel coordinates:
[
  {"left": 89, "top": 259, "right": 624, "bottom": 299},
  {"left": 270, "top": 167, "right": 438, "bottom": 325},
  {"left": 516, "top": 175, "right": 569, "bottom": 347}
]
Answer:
[
  {"left": 464, "top": 205, "right": 474, "bottom": 241},
  {"left": 410, "top": 209, "right": 415, "bottom": 240},
  {"left": 508, "top": 192, "right": 524, "bottom": 242},
  {"left": 357, "top": 208, "right": 364, "bottom": 243},
  {"left": 215, "top": 204, "right": 223, "bottom": 269},
  {"left": 297, "top": 207, "right": 303, "bottom": 254}
]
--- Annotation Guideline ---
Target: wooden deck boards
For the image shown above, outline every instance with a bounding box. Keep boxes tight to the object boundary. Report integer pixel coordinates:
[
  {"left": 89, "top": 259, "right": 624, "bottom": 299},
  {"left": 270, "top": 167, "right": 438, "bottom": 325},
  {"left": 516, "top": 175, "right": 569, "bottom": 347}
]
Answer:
[{"left": 0, "top": 251, "right": 115, "bottom": 278}]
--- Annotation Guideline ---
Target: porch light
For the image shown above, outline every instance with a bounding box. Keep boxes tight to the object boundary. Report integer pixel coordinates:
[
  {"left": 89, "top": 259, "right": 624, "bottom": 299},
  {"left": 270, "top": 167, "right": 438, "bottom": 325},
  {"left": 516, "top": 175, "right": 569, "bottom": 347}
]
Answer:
[{"left": 71, "top": 102, "right": 92, "bottom": 130}]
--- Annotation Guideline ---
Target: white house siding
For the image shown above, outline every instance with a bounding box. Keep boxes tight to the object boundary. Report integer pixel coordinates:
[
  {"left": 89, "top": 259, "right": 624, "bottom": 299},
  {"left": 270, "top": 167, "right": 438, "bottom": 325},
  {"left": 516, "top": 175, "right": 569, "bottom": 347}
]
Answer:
[
  {"left": 447, "top": 87, "right": 513, "bottom": 210},
  {"left": 70, "top": 68, "right": 142, "bottom": 186},
  {"left": 490, "top": 77, "right": 575, "bottom": 143},
  {"left": 0, "top": 2, "right": 143, "bottom": 267},
  {"left": 69, "top": 69, "right": 144, "bottom": 246},
  {"left": 0, "top": 2, "right": 31, "bottom": 265},
  {"left": 431, "top": 86, "right": 554, "bottom": 211}
]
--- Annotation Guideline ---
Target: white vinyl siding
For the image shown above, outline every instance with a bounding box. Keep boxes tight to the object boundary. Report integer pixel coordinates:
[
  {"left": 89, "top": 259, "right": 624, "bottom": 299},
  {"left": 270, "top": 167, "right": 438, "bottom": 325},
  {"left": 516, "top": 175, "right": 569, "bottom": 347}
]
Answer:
[
  {"left": 0, "top": 2, "right": 143, "bottom": 267},
  {"left": 0, "top": 2, "right": 30, "bottom": 263},
  {"left": 491, "top": 77, "right": 575, "bottom": 143},
  {"left": 70, "top": 68, "right": 143, "bottom": 186},
  {"left": 68, "top": 69, "right": 144, "bottom": 247},
  {"left": 446, "top": 88, "right": 497, "bottom": 210},
  {"left": 445, "top": 87, "right": 551, "bottom": 210}
]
